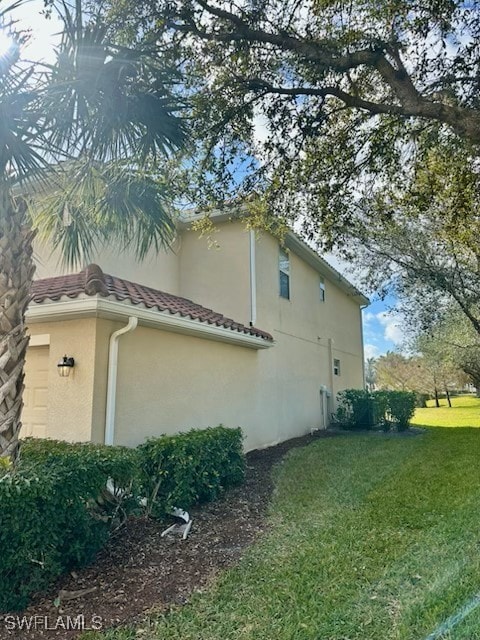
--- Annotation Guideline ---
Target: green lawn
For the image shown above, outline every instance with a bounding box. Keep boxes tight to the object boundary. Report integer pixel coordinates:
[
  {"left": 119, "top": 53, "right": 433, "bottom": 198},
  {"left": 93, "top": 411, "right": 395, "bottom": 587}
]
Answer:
[
  {"left": 412, "top": 394, "right": 480, "bottom": 428},
  {"left": 86, "top": 425, "right": 480, "bottom": 640}
]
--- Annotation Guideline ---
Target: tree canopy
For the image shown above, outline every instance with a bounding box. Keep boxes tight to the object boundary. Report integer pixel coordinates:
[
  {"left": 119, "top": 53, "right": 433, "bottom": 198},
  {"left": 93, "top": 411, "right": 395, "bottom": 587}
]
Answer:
[
  {"left": 414, "top": 308, "right": 480, "bottom": 393},
  {"left": 351, "top": 141, "right": 480, "bottom": 338},
  {"left": 99, "top": 0, "right": 480, "bottom": 236},
  {"left": 2, "top": 0, "right": 185, "bottom": 265},
  {"left": 97, "top": 0, "right": 480, "bottom": 342}
]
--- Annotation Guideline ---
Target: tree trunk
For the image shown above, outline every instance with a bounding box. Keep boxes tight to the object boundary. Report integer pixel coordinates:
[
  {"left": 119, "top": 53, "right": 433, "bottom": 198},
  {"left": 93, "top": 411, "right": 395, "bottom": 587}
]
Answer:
[
  {"left": 0, "top": 183, "right": 36, "bottom": 461},
  {"left": 433, "top": 386, "right": 440, "bottom": 407},
  {"left": 445, "top": 385, "right": 452, "bottom": 408}
]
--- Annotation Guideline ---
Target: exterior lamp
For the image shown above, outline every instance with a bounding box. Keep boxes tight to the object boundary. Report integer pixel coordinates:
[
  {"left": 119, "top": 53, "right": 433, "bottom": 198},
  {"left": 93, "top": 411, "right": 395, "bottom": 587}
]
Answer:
[{"left": 57, "top": 355, "right": 75, "bottom": 377}]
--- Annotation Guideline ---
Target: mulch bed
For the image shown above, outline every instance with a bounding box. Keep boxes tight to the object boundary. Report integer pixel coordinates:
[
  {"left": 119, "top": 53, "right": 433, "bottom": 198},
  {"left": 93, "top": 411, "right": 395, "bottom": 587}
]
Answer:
[{"left": 0, "top": 432, "right": 338, "bottom": 640}]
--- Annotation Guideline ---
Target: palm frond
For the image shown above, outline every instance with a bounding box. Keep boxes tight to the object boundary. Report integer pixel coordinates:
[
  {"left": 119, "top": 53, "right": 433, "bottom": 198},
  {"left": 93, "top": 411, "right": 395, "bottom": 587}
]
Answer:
[
  {"left": 31, "top": 160, "right": 177, "bottom": 268},
  {"left": 40, "top": 2, "right": 186, "bottom": 164},
  {"left": 2, "top": 0, "right": 186, "bottom": 270},
  {"left": 0, "top": 59, "right": 47, "bottom": 178}
]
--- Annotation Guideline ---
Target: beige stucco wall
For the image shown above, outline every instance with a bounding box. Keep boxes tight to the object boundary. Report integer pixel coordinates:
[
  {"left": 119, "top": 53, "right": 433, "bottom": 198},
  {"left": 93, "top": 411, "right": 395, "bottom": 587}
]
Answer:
[
  {"left": 26, "top": 318, "right": 98, "bottom": 442},
  {"left": 25, "top": 221, "right": 365, "bottom": 451},
  {"left": 112, "top": 325, "right": 266, "bottom": 450},
  {"left": 255, "top": 229, "right": 364, "bottom": 388},
  {"left": 179, "top": 220, "right": 251, "bottom": 325},
  {"left": 178, "top": 223, "right": 364, "bottom": 398},
  {"left": 108, "top": 324, "right": 331, "bottom": 451},
  {"left": 90, "top": 318, "right": 119, "bottom": 445},
  {"left": 33, "top": 236, "right": 182, "bottom": 293}
]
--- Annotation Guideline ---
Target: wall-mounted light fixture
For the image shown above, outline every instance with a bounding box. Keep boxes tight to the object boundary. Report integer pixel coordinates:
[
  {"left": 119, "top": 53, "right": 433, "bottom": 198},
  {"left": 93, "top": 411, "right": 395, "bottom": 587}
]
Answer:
[{"left": 57, "top": 355, "right": 75, "bottom": 377}]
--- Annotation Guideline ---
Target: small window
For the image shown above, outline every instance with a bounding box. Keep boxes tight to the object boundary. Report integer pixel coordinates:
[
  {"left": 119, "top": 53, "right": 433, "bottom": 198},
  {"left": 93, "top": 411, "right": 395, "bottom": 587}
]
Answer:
[
  {"left": 319, "top": 277, "right": 326, "bottom": 302},
  {"left": 333, "top": 359, "right": 341, "bottom": 376},
  {"left": 279, "top": 249, "right": 290, "bottom": 299}
]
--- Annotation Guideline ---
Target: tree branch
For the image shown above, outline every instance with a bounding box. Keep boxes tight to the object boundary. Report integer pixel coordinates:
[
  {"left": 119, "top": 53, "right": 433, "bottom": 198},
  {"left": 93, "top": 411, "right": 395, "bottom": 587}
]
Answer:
[
  {"left": 244, "top": 78, "right": 407, "bottom": 118},
  {"left": 179, "top": 0, "right": 386, "bottom": 71},
  {"left": 169, "top": 0, "right": 480, "bottom": 143}
]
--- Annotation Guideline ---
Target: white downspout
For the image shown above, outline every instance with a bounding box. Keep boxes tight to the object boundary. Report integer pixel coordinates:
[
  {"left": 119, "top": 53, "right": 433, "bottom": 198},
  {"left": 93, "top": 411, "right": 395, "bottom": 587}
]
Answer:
[
  {"left": 328, "top": 337, "right": 335, "bottom": 414},
  {"left": 104, "top": 316, "right": 138, "bottom": 445},
  {"left": 328, "top": 338, "right": 334, "bottom": 392},
  {"left": 249, "top": 229, "right": 257, "bottom": 326},
  {"left": 360, "top": 304, "right": 368, "bottom": 389}
]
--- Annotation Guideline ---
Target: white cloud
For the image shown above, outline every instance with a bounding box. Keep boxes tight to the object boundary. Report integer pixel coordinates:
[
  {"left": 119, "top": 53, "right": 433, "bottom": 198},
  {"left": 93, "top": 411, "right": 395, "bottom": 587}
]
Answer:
[
  {"left": 252, "top": 109, "right": 269, "bottom": 146},
  {"left": 363, "top": 311, "right": 375, "bottom": 323},
  {"left": 376, "top": 311, "right": 404, "bottom": 345},
  {"left": 364, "top": 343, "right": 380, "bottom": 359}
]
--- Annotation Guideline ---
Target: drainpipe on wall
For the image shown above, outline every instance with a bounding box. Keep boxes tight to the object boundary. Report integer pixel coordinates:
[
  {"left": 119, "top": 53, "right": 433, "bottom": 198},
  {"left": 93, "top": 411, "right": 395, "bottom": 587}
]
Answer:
[
  {"left": 249, "top": 229, "right": 257, "bottom": 326},
  {"left": 104, "top": 316, "right": 138, "bottom": 445},
  {"left": 328, "top": 337, "right": 335, "bottom": 402},
  {"left": 360, "top": 304, "right": 368, "bottom": 389}
]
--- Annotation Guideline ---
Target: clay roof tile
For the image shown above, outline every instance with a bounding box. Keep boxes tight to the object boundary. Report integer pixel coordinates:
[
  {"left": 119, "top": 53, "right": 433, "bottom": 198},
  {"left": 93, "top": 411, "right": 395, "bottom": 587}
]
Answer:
[{"left": 31, "top": 264, "right": 273, "bottom": 343}]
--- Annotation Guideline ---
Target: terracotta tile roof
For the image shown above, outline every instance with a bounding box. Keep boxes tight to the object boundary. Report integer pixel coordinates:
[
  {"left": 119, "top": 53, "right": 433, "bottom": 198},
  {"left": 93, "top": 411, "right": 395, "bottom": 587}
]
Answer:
[{"left": 31, "top": 264, "right": 273, "bottom": 342}]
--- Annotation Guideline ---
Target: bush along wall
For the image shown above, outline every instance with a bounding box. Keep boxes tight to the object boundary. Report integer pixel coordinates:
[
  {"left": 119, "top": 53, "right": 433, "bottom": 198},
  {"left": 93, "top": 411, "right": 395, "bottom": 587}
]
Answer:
[
  {"left": 138, "top": 425, "right": 245, "bottom": 517},
  {"left": 0, "top": 441, "right": 138, "bottom": 611},
  {"left": 0, "top": 426, "right": 245, "bottom": 612},
  {"left": 335, "top": 389, "right": 416, "bottom": 431}
]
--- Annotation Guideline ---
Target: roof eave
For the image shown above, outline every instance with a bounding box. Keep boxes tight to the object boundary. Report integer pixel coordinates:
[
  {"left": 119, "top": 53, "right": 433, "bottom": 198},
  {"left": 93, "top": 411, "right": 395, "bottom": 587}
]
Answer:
[
  {"left": 26, "top": 297, "right": 274, "bottom": 350},
  {"left": 178, "top": 208, "right": 369, "bottom": 306},
  {"left": 284, "top": 233, "right": 370, "bottom": 306}
]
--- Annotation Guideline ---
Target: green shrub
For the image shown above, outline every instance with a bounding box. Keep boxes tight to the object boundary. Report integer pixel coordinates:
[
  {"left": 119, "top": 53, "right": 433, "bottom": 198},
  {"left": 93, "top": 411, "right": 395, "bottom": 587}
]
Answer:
[
  {"left": 335, "top": 389, "right": 376, "bottom": 430},
  {"left": 138, "top": 426, "right": 245, "bottom": 516},
  {"left": 0, "top": 440, "right": 139, "bottom": 611},
  {"left": 372, "top": 391, "right": 390, "bottom": 429},
  {"left": 0, "top": 427, "right": 245, "bottom": 611},
  {"left": 20, "top": 438, "right": 140, "bottom": 495},
  {"left": 386, "top": 391, "right": 416, "bottom": 431},
  {"left": 335, "top": 390, "right": 416, "bottom": 431}
]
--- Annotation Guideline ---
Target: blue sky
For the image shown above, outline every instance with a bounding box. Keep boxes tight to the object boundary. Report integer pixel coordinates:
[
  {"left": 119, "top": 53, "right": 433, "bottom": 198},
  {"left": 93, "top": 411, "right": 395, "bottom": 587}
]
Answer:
[
  {"left": 362, "top": 294, "right": 404, "bottom": 359},
  {"left": 326, "top": 254, "right": 403, "bottom": 359}
]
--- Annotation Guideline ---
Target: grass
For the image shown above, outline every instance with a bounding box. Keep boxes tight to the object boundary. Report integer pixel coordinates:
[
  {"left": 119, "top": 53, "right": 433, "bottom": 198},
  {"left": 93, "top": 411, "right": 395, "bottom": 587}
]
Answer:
[
  {"left": 84, "top": 421, "right": 480, "bottom": 640},
  {"left": 411, "top": 394, "right": 480, "bottom": 428}
]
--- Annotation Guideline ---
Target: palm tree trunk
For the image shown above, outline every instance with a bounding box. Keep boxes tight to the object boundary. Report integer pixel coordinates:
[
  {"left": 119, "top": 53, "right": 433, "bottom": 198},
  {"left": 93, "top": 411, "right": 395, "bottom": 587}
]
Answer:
[{"left": 0, "top": 183, "right": 36, "bottom": 461}]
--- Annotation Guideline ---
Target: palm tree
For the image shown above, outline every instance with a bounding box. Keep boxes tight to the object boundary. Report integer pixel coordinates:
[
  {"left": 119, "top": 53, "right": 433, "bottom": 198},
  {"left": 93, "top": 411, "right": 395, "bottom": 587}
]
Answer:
[{"left": 0, "top": 0, "right": 185, "bottom": 460}]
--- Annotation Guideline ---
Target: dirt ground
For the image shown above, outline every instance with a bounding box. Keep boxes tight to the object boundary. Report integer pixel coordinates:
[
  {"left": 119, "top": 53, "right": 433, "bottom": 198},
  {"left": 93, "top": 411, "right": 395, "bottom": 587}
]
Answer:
[{"left": 0, "top": 432, "right": 338, "bottom": 640}]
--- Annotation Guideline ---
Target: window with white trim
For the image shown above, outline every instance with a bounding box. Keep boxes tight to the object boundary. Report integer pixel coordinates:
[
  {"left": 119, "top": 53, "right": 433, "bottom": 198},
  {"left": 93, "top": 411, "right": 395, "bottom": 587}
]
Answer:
[{"left": 279, "top": 249, "right": 290, "bottom": 299}]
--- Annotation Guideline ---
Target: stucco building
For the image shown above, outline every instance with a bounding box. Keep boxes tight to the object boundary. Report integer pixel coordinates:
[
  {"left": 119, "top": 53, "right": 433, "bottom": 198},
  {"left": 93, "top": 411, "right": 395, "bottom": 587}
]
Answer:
[{"left": 23, "top": 211, "right": 368, "bottom": 451}]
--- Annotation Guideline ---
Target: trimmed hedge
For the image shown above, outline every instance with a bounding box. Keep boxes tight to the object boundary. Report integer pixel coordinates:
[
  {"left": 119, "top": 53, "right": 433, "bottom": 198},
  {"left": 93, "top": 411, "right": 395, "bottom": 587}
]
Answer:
[
  {"left": 335, "top": 389, "right": 416, "bottom": 431},
  {"left": 0, "top": 426, "right": 245, "bottom": 611},
  {"left": 335, "top": 389, "right": 377, "bottom": 429},
  {"left": 20, "top": 438, "right": 140, "bottom": 490},
  {"left": 139, "top": 425, "right": 245, "bottom": 516},
  {"left": 0, "top": 442, "right": 136, "bottom": 611}
]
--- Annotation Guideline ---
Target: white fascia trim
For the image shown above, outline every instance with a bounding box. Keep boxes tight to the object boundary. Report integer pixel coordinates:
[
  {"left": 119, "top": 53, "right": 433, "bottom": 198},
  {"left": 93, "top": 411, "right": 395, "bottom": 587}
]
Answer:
[
  {"left": 285, "top": 232, "right": 370, "bottom": 306},
  {"left": 26, "top": 297, "right": 273, "bottom": 350}
]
